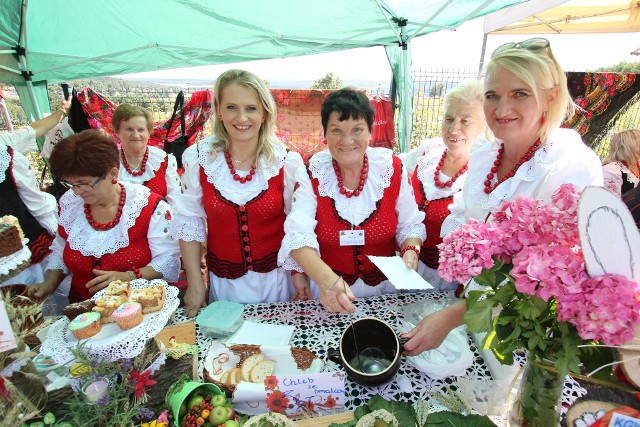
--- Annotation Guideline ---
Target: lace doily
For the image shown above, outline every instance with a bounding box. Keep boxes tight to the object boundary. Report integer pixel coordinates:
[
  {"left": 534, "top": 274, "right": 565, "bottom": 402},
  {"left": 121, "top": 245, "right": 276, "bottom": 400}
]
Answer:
[
  {"left": 58, "top": 182, "right": 151, "bottom": 257},
  {"left": 41, "top": 279, "right": 179, "bottom": 363},
  {"left": 198, "top": 137, "right": 287, "bottom": 195},
  {"left": 0, "top": 239, "right": 30, "bottom": 275},
  {"left": 0, "top": 146, "right": 9, "bottom": 184},
  {"left": 119, "top": 145, "right": 167, "bottom": 184},
  {"left": 309, "top": 148, "right": 394, "bottom": 222}
]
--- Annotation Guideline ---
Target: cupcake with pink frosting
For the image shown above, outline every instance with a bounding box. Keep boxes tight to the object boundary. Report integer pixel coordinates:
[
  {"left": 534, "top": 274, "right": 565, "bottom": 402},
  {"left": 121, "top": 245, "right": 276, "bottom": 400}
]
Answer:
[{"left": 112, "top": 302, "right": 143, "bottom": 330}]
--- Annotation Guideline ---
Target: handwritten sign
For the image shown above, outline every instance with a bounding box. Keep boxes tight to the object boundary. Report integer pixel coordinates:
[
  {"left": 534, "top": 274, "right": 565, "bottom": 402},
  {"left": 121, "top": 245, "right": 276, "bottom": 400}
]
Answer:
[
  {"left": 0, "top": 300, "right": 17, "bottom": 352},
  {"left": 609, "top": 412, "right": 640, "bottom": 427},
  {"left": 264, "top": 372, "right": 345, "bottom": 417}
]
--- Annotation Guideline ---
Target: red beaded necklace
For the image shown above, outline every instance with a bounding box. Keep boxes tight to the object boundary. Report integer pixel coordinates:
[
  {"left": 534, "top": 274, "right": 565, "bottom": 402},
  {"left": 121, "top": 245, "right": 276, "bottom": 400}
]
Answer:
[
  {"left": 84, "top": 184, "right": 126, "bottom": 231},
  {"left": 434, "top": 150, "right": 468, "bottom": 189},
  {"left": 333, "top": 154, "right": 368, "bottom": 198},
  {"left": 484, "top": 139, "right": 542, "bottom": 194},
  {"left": 121, "top": 147, "right": 149, "bottom": 177},
  {"left": 224, "top": 151, "right": 256, "bottom": 184}
]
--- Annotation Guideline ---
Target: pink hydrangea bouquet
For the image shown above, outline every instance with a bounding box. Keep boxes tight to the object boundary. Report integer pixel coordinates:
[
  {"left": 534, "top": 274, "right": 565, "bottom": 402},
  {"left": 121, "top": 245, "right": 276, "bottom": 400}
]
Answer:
[{"left": 437, "top": 184, "right": 640, "bottom": 378}]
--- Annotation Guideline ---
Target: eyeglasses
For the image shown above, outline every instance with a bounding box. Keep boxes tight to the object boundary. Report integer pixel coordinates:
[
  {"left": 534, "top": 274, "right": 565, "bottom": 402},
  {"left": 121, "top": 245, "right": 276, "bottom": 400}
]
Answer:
[
  {"left": 491, "top": 38, "right": 550, "bottom": 58},
  {"left": 59, "top": 176, "right": 104, "bottom": 191}
]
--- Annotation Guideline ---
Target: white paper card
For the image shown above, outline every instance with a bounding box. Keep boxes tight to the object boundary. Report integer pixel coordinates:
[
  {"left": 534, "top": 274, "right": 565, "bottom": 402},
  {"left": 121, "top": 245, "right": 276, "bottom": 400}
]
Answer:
[
  {"left": 368, "top": 255, "right": 433, "bottom": 290},
  {"left": 227, "top": 321, "right": 295, "bottom": 346},
  {"left": 0, "top": 299, "right": 17, "bottom": 352},
  {"left": 339, "top": 230, "right": 365, "bottom": 246}
]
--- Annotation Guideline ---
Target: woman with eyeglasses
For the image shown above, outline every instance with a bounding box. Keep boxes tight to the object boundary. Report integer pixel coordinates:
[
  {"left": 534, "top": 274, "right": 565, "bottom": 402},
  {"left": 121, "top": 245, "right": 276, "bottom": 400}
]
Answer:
[
  {"left": 403, "top": 80, "right": 486, "bottom": 291},
  {"left": 602, "top": 129, "right": 640, "bottom": 197},
  {"left": 402, "top": 39, "right": 603, "bottom": 356},
  {"left": 278, "top": 88, "right": 425, "bottom": 313},
  {"left": 28, "top": 129, "right": 180, "bottom": 304},
  {"left": 172, "top": 69, "right": 304, "bottom": 317},
  {"left": 113, "top": 104, "right": 181, "bottom": 205}
]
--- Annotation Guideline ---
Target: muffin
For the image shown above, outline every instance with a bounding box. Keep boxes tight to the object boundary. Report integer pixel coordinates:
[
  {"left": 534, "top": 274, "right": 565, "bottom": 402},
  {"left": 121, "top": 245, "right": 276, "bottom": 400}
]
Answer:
[
  {"left": 68, "top": 312, "right": 102, "bottom": 339},
  {"left": 112, "top": 302, "right": 143, "bottom": 330}
]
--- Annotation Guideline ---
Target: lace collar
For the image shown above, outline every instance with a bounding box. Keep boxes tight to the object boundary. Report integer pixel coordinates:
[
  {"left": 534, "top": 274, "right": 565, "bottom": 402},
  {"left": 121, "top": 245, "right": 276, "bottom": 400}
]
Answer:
[
  {"left": 198, "top": 136, "right": 287, "bottom": 193},
  {"left": 617, "top": 161, "right": 640, "bottom": 185},
  {"left": 119, "top": 145, "right": 166, "bottom": 183},
  {"left": 0, "top": 145, "right": 9, "bottom": 184},
  {"left": 466, "top": 128, "right": 581, "bottom": 211},
  {"left": 309, "top": 147, "right": 394, "bottom": 220},
  {"left": 58, "top": 181, "right": 151, "bottom": 257},
  {"left": 416, "top": 140, "right": 466, "bottom": 200}
]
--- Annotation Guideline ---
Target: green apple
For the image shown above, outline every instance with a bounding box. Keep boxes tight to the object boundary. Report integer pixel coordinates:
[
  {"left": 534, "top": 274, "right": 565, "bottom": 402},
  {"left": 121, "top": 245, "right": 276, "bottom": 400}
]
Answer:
[
  {"left": 208, "top": 406, "right": 228, "bottom": 425},
  {"left": 211, "top": 394, "right": 227, "bottom": 407},
  {"left": 187, "top": 394, "right": 205, "bottom": 411},
  {"left": 224, "top": 405, "right": 236, "bottom": 420},
  {"left": 224, "top": 420, "right": 239, "bottom": 427}
]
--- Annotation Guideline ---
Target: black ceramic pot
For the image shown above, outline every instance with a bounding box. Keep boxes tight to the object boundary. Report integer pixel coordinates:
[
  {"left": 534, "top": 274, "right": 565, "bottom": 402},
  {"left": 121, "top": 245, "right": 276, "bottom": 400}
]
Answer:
[{"left": 328, "top": 317, "right": 408, "bottom": 386}]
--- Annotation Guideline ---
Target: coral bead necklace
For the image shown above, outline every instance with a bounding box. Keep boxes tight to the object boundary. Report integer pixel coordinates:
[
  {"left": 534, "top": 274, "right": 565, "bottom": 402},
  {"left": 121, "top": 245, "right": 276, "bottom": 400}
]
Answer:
[
  {"left": 121, "top": 147, "right": 149, "bottom": 177},
  {"left": 224, "top": 151, "right": 256, "bottom": 184},
  {"left": 84, "top": 184, "right": 126, "bottom": 231},
  {"left": 333, "top": 153, "right": 368, "bottom": 198},
  {"left": 484, "top": 139, "right": 542, "bottom": 194},
  {"left": 434, "top": 150, "right": 468, "bottom": 189}
]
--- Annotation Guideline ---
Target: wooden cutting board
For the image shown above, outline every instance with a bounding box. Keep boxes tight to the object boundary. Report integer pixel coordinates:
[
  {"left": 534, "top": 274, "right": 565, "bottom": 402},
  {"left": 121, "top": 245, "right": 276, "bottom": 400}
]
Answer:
[{"left": 295, "top": 412, "right": 355, "bottom": 426}]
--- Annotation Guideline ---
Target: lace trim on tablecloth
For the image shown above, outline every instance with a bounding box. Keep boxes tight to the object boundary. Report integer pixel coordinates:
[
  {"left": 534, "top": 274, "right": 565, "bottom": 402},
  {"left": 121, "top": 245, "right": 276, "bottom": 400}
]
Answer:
[
  {"left": 0, "top": 239, "right": 30, "bottom": 275},
  {"left": 41, "top": 279, "right": 179, "bottom": 363}
]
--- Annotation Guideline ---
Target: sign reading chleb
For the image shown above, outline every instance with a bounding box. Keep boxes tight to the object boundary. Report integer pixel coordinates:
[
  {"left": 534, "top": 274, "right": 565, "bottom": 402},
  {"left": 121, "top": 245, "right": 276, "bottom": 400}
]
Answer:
[{"left": 264, "top": 372, "right": 345, "bottom": 417}]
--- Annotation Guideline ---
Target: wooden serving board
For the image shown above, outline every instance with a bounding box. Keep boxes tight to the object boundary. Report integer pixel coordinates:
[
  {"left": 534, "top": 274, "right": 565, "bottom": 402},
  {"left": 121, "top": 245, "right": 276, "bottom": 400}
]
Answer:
[
  {"left": 154, "top": 321, "right": 196, "bottom": 347},
  {"left": 295, "top": 412, "right": 355, "bottom": 426}
]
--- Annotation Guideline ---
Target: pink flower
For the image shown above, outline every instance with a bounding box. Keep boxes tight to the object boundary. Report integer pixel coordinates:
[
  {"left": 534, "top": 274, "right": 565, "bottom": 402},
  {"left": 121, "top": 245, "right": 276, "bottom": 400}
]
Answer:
[
  {"left": 437, "top": 219, "right": 498, "bottom": 283},
  {"left": 562, "top": 274, "right": 640, "bottom": 345}
]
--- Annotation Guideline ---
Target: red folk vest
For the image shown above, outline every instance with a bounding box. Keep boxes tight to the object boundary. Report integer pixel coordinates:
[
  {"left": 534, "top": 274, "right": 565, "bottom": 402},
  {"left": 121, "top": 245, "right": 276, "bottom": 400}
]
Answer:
[
  {"left": 62, "top": 193, "right": 162, "bottom": 302},
  {"left": 144, "top": 155, "right": 168, "bottom": 198},
  {"left": 200, "top": 166, "right": 286, "bottom": 279},
  {"left": 411, "top": 166, "right": 452, "bottom": 270},
  {"left": 311, "top": 156, "right": 402, "bottom": 286}
]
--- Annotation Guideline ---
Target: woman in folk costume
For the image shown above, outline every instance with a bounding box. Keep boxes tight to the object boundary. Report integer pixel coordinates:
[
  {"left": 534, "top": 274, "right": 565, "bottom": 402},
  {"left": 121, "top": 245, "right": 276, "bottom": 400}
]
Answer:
[
  {"left": 113, "top": 103, "right": 181, "bottom": 205},
  {"left": 405, "top": 80, "right": 487, "bottom": 290},
  {"left": 278, "top": 88, "right": 425, "bottom": 313},
  {"left": 602, "top": 129, "right": 640, "bottom": 197},
  {"left": 28, "top": 130, "right": 180, "bottom": 303},
  {"left": 172, "top": 69, "right": 304, "bottom": 317}
]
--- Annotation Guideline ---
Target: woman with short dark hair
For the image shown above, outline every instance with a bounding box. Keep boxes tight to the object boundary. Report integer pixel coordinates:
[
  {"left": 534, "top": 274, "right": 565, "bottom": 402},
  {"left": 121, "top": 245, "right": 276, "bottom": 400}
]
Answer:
[
  {"left": 28, "top": 129, "right": 180, "bottom": 303},
  {"left": 278, "top": 88, "right": 425, "bottom": 313}
]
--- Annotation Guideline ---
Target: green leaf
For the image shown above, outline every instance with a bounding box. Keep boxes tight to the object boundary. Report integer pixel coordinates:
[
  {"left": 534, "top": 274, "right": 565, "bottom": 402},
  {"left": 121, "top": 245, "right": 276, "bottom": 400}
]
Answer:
[
  {"left": 354, "top": 405, "right": 371, "bottom": 419},
  {"left": 464, "top": 295, "right": 495, "bottom": 333},
  {"left": 367, "top": 394, "right": 417, "bottom": 427},
  {"left": 581, "top": 345, "right": 615, "bottom": 381},
  {"left": 426, "top": 411, "right": 497, "bottom": 426}
]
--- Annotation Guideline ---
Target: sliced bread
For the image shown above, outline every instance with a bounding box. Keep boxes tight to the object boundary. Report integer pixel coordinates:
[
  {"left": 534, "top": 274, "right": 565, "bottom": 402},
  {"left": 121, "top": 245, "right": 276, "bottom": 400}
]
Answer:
[
  {"left": 241, "top": 353, "right": 265, "bottom": 381},
  {"left": 250, "top": 360, "right": 275, "bottom": 383},
  {"left": 220, "top": 368, "right": 233, "bottom": 384}
]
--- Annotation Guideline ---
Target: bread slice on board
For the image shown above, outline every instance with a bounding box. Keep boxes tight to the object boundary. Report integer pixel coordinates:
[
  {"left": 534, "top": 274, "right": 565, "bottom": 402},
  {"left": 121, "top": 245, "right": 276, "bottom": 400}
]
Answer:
[
  {"left": 241, "top": 353, "right": 265, "bottom": 381},
  {"left": 250, "top": 360, "right": 275, "bottom": 383}
]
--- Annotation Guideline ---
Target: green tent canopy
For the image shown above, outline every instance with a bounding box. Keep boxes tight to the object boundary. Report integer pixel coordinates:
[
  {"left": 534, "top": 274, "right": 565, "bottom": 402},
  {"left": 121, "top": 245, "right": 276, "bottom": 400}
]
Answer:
[{"left": 0, "top": 0, "right": 525, "bottom": 151}]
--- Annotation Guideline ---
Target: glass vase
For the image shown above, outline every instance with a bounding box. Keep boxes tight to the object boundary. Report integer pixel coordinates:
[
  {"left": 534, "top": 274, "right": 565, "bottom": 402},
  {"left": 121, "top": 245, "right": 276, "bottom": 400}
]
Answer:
[{"left": 510, "top": 359, "right": 563, "bottom": 427}]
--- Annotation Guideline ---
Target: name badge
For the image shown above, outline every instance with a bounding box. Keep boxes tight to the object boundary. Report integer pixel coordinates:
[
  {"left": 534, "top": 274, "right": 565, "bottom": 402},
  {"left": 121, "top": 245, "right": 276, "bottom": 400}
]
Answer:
[{"left": 339, "top": 230, "right": 365, "bottom": 246}]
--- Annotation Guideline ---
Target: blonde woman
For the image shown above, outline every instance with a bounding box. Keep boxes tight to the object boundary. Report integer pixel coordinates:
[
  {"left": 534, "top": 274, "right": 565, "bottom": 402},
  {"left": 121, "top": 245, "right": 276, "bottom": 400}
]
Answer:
[
  {"left": 603, "top": 129, "right": 640, "bottom": 196},
  {"left": 172, "top": 69, "right": 303, "bottom": 316}
]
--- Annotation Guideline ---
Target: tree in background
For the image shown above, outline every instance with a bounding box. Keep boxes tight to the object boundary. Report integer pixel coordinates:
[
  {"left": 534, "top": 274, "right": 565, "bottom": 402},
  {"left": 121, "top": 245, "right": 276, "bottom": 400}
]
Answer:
[
  {"left": 594, "top": 61, "right": 640, "bottom": 73},
  {"left": 429, "top": 82, "right": 446, "bottom": 97},
  {"left": 311, "top": 72, "right": 343, "bottom": 90}
]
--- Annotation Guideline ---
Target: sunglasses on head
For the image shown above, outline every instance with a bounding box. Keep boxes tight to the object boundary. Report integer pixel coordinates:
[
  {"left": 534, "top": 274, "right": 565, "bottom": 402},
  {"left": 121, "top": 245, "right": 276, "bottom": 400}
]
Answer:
[{"left": 491, "top": 38, "right": 550, "bottom": 58}]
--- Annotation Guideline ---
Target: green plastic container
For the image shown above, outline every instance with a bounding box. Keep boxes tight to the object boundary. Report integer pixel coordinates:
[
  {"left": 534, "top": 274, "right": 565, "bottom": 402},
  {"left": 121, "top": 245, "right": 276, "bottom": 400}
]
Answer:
[{"left": 165, "top": 380, "right": 223, "bottom": 426}]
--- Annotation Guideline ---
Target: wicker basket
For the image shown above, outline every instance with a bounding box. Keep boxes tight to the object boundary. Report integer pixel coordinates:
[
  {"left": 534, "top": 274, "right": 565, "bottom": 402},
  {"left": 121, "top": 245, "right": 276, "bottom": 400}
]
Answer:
[{"left": 203, "top": 344, "right": 317, "bottom": 396}]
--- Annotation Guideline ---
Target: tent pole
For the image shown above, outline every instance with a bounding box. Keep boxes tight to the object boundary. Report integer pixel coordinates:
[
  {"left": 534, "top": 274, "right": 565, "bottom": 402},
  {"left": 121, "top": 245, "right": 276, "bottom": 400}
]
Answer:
[
  {"left": 401, "top": 25, "right": 411, "bottom": 153},
  {"left": 17, "top": 0, "right": 42, "bottom": 120},
  {"left": 478, "top": 33, "right": 488, "bottom": 79}
]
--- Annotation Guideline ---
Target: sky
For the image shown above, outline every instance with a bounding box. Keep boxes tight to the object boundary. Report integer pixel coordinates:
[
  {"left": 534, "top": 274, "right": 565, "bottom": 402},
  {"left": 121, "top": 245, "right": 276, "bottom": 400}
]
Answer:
[{"left": 117, "top": 16, "right": 639, "bottom": 85}]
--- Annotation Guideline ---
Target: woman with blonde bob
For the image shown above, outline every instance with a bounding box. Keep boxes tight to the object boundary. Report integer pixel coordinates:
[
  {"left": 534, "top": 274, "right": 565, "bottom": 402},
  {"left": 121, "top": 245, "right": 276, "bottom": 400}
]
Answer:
[
  {"left": 603, "top": 129, "right": 640, "bottom": 196},
  {"left": 172, "top": 69, "right": 303, "bottom": 316},
  {"left": 112, "top": 103, "right": 181, "bottom": 205},
  {"left": 403, "top": 39, "right": 603, "bottom": 356}
]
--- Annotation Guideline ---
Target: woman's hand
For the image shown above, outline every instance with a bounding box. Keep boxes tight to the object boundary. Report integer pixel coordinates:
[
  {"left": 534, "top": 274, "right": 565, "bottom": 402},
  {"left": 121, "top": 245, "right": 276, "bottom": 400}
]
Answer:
[
  {"left": 291, "top": 273, "right": 313, "bottom": 302},
  {"left": 401, "top": 248, "right": 419, "bottom": 271},
  {"left": 28, "top": 281, "right": 58, "bottom": 300},
  {"left": 319, "top": 276, "right": 355, "bottom": 313},
  {"left": 402, "top": 300, "right": 466, "bottom": 356},
  {"left": 183, "top": 278, "right": 206, "bottom": 318},
  {"left": 86, "top": 269, "right": 130, "bottom": 295}
]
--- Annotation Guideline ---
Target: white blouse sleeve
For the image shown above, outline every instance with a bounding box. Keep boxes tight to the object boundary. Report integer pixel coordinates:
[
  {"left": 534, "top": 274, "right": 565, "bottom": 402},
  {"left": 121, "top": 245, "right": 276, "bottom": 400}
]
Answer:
[
  {"left": 395, "top": 166, "right": 426, "bottom": 245},
  {"left": 277, "top": 166, "right": 320, "bottom": 272},
  {"left": 12, "top": 149, "right": 58, "bottom": 234},
  {"left": 602, "top": 162, "right": 623, "bottom": 197},
  {"left": 283, "top": 150, "right": 304, "bottom": 214},
  {"left": 147, "top": 200, "right": 181, "bottom": 282},
  {"left": 164, "top": 153, "right": 182, "bottom": 207},
  {"left": 440, "top": 176, "right": 467, "bottom": 237},
  {"left": 170, "top": 145, "right": 206, "bottom": 242},
  {"left": 0, "top": 127, "right": 37, "bottom": 153},
  {"left": 45, "top": 233, "right": 69, "bottom": 274}
]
